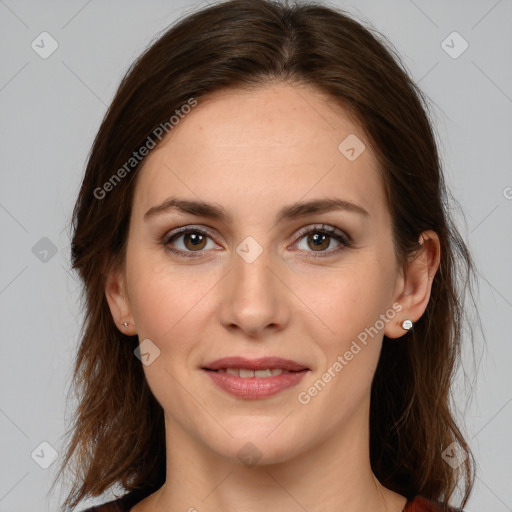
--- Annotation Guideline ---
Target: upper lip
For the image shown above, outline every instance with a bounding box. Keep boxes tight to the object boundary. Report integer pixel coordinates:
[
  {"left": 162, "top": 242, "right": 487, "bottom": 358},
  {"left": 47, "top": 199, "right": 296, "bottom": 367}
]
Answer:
[{"left": 203, "top": 356, "right": 309, "bottom": 371}]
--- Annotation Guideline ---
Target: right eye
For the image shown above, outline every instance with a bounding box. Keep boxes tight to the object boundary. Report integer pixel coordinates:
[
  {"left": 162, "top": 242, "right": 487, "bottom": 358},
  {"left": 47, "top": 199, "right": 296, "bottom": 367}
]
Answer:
[{"left": 162, "top": 226, "right": 221, "bottom": 258}]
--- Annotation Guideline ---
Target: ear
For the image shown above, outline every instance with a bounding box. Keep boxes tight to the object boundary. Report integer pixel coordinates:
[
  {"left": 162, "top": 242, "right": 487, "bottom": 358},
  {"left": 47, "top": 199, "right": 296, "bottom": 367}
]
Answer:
[
  {"left": 105, "top": 264, "right": 137, "bottom": 336},
  {"left": 384, "top": 230, "right": 441, "bottom": 339}
]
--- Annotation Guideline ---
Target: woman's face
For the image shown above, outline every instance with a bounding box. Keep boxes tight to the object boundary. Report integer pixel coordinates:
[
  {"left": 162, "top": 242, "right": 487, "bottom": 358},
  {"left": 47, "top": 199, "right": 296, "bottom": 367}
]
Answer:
[{"left": 109, "top": 82, "right": 409, "bottom": 464}]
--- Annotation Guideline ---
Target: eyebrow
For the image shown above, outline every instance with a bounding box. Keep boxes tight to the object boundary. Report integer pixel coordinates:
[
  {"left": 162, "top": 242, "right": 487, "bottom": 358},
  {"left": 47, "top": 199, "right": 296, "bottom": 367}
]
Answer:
[{"left": 143, "top": 196, "right": 369, "bottom": 223}]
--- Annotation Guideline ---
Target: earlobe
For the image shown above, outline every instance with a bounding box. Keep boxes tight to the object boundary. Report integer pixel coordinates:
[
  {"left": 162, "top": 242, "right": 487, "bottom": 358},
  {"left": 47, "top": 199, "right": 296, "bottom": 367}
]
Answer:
[
  {"left": 385, "top": 230, "right": 441, "bottom": 339},
  {"left": 104, "top": 266, "right": 137, "bottom": 335}
]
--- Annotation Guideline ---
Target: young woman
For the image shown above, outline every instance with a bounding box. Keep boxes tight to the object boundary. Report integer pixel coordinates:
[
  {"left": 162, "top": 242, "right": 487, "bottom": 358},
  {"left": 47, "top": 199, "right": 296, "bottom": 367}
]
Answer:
[{"left": 52, "top": 1, "right": 478, "bottom": 511}]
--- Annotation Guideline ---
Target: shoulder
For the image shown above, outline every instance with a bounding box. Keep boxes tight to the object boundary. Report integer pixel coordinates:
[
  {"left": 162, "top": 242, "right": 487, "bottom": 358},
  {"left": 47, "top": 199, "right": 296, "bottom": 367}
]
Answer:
[
  {"left": 80, "top": 497, "right": 127, "bottom": 512},
  {"left": 79, "top": 488, "right": 150, "bottom": 512},
  {"left": 405, "top": 495, "right": 465, "bottom": 512}
]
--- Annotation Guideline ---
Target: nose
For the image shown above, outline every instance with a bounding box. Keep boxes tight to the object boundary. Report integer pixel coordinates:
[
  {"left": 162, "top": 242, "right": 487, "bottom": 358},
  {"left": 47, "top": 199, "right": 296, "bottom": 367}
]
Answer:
[{"left": 217, "top": 244, "right": 291, "bottom": 338}]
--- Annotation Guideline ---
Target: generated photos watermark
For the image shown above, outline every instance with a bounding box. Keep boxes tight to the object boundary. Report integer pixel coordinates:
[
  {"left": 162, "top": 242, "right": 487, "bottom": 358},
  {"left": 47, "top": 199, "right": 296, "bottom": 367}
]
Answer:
[
  {"left": 94, "top": 97, "right": 198, "bottom": 200},
  {"left": 297, "top": 302, "right": 403, "bottom": 405}
]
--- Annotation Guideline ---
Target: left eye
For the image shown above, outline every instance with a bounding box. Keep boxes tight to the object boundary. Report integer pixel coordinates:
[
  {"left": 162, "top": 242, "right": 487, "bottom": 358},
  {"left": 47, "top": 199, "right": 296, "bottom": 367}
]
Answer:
[{"left": 292, "top": 224, "right": 352, "bottom": 256}]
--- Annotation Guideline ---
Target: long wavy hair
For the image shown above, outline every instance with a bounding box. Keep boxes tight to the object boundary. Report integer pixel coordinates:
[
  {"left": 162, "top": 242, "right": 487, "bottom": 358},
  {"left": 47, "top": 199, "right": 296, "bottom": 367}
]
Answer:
[{"left": 51, "top": 0, "right": 479, "bottom": 509}]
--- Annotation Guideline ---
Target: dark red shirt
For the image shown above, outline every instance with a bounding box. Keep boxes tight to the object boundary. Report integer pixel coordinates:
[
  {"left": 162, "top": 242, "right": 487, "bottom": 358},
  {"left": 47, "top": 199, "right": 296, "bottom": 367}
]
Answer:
[
  {"left": 81, "top": 492, "right": 463, "bottom": 511},
  {"left": 404, "top": 495, "right": 463, "bottom": 511}
]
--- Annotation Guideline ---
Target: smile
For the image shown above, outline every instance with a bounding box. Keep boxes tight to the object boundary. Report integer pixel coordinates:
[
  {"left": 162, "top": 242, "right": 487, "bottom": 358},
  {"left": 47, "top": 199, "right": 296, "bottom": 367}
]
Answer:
[
  {"left": 210, "top": 368, "right": 291, "bottom": 377},
  {"left": 201, "top": 356, "right": 310, "bottom": 399}
]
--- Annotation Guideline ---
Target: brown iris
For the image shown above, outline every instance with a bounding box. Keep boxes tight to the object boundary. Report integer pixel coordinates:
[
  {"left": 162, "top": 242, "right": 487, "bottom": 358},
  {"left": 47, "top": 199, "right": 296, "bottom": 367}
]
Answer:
[
  {"left": 307, "top": 232, "right": 330, "bottom": 251},
  {"left": 183, "top": 232, "right": 207, "bottom": 251}
]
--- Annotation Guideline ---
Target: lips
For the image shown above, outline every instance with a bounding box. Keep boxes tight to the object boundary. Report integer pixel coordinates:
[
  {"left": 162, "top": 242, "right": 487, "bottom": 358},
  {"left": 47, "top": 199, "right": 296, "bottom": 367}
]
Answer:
[
  {"left": 202, "top": 356, "right": 310, "bottom": 399},
  {"left": 202, "top": 356, "right": 309, "bottom": 372}
]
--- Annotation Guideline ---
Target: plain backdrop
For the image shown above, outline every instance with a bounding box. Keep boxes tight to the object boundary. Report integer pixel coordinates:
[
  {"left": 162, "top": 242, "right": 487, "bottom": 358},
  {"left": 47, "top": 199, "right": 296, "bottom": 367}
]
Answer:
[{"left": 0, "top": 0, "right": 511, "bottom": 510}]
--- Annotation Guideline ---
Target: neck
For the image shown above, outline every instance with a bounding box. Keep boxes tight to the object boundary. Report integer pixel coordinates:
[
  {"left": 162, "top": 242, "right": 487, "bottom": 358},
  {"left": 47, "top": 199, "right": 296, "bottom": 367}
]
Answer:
[{"left": 140, "top": 404, "right": 407, "bottom": 512}]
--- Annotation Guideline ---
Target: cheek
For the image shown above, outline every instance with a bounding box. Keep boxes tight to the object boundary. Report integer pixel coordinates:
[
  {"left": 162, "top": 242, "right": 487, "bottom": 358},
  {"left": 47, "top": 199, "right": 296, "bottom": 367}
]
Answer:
[
  {"left": 294, "top": 256, "right": 396, "bottom": 342},
  {"left": 126, "top": 245, "right": 217, "bottom": 343},
  {"left": 294, "top": 254, "right": 396, "bottom": 398},
  {"left": 125, "top": 253, "right": 218, "bottom": 416}
]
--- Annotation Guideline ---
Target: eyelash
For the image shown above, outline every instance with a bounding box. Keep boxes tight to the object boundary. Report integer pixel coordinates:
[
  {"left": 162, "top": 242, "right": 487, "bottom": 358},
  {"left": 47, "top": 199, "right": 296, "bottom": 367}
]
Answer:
[{"left": 161, "top": 224, "right": 353, "bottom": 259}]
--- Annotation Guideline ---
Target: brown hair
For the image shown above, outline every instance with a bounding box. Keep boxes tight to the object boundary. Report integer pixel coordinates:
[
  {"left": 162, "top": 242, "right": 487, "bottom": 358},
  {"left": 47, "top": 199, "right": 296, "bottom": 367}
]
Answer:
[{"left": 52, "top": 0, "right": 479, "bottom": 509}]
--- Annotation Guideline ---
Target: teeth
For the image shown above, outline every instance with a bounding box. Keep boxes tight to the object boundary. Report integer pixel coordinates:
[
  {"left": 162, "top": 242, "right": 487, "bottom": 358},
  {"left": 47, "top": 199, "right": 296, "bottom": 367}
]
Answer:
[
  {"left": 216, "top": 368, "right": 290, "bottom": 377},
  {"left": 255, "top": 369, "right": 273, "bottom": 377}
]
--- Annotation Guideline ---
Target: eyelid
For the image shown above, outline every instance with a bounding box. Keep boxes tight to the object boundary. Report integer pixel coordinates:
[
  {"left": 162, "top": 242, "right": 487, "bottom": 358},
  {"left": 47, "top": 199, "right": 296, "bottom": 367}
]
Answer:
[
  {"left": 292, "top": 223, "right": 351, "bottom": 244},
  {"left": 161, "top": 224, "right": 221, "bottom": 244}
]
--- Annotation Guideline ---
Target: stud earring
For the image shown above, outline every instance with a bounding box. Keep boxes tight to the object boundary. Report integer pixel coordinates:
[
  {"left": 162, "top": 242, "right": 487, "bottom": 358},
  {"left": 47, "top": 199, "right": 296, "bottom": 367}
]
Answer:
[
  {"left": 401, "top": 320, "right": 413, "bottom": 330},
  {"left": 122, "top": 322, "right": 129, "bottom": 327}
]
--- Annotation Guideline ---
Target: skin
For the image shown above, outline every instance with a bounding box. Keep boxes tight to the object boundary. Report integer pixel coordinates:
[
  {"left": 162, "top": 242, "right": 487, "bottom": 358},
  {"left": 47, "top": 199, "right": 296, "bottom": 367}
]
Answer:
[{"left": 105, "top": 82, "right": 440, "bottom": 512}]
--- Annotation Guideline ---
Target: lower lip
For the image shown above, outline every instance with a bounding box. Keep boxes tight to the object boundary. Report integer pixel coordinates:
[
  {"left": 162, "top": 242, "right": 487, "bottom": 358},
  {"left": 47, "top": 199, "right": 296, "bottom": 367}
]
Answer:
[{"left": 202, "top": 369, "right": 308, "bottom": 399}]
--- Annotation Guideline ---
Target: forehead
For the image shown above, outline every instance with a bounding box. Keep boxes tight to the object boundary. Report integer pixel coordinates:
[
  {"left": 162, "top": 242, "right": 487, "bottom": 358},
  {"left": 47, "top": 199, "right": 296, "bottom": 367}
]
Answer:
[{"left": 132, "top": 82, "right": 386, "bottom": 223}]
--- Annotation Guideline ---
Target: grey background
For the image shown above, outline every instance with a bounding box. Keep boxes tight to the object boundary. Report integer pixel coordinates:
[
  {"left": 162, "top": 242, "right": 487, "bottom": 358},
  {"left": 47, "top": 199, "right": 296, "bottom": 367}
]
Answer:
[{"left": 0, "top": 0, "right": 511, "bottom": 510}]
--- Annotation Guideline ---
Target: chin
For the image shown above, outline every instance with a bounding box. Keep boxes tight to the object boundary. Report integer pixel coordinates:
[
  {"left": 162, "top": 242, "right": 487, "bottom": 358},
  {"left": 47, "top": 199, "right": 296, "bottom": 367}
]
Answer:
[{"left": 201, "top": 420, "right": 306, "bottom": 467}]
